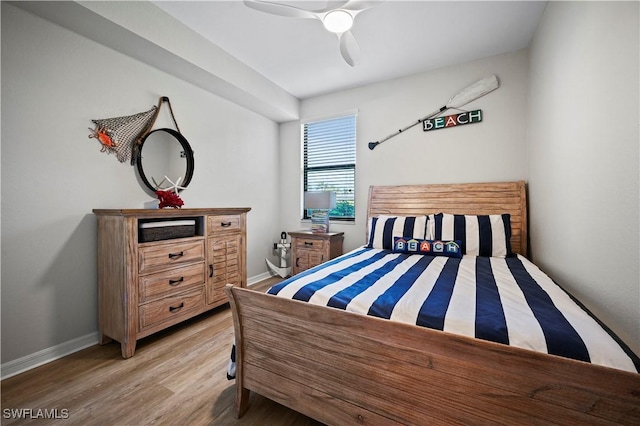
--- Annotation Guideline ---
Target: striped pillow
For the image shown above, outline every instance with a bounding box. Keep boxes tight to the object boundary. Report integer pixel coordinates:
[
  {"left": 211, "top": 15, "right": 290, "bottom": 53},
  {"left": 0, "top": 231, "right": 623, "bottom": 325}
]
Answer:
[
  {"left": 429, "top": 213, "right": 513, "bottom": 258},
  {"left": 366, "top": 215, "right": 428, "bottom": 250}
]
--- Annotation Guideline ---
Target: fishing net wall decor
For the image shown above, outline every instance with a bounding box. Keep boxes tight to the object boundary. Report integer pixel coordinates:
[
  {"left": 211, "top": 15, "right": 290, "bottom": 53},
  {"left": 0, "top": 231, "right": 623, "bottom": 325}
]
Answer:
[
  {"left": 89, "top": 97, "right": 183, "bottom": 166},
  {"left": 88, "top": 106, "right": 158, "bottom": 164}
]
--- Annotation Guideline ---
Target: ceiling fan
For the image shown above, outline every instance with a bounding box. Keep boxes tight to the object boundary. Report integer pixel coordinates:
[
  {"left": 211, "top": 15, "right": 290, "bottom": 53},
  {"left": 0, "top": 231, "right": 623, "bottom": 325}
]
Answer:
[{"left": 243, "top": 0, "right": 381, "bottom": 66}]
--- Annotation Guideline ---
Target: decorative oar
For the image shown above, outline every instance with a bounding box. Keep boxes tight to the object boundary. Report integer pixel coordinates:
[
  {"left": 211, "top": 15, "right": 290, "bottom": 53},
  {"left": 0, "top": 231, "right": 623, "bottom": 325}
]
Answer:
[{"left": 368, "top": 75, "right": 500, "bottom": 150}]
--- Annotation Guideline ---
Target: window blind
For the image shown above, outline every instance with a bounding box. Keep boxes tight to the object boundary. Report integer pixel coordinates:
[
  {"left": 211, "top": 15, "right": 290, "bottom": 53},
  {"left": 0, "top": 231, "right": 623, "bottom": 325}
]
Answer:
[{"left": 303, "top": 114, "right": 356, "bottom": 220}]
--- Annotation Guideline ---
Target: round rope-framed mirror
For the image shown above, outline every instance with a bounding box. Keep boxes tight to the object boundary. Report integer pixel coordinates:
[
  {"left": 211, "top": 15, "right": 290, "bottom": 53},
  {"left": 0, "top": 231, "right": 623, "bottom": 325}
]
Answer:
[{"left": 135, "top": 128, "right": 194, "bottom": 194}]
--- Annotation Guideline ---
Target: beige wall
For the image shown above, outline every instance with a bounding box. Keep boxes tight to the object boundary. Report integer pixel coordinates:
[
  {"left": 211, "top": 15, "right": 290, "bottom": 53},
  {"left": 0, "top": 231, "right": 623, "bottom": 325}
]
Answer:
[{"left": 527, "top": 1, "right": 639, "bottom": 354}]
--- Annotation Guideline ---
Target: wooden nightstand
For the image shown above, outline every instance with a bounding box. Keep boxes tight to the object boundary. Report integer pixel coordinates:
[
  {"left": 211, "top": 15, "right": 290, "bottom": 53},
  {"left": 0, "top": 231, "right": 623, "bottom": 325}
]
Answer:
[{"left": 289, "top": 231, "right": 344, "bottom": 275}]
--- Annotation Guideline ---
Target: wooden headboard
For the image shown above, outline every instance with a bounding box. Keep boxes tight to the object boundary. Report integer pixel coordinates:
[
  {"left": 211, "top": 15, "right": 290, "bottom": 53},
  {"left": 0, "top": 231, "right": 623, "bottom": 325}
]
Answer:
[{"left": 367, "top": 181, "right": 528, "bottom": 257}]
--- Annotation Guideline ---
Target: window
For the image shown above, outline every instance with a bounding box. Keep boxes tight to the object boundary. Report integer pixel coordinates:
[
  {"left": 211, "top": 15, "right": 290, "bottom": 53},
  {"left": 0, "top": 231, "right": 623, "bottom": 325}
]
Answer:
[{"left": 303, "top": 114, "right": 356, "bottom": 221}]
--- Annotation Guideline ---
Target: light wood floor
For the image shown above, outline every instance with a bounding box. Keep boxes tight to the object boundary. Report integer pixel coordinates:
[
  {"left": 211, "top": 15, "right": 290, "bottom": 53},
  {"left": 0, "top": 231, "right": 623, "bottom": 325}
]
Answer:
[{"left": 1, "top": 278, "right": 324, "bottom": 425}]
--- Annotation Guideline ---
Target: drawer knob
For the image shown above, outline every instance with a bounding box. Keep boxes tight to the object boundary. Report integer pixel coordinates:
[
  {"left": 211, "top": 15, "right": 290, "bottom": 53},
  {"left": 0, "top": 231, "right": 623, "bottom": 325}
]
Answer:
[
  {"left": 169, "top": 302, "right": 185, "bottom": 313},
  {"left": 169, "top": 277, "right": 184, "bottom": 286},
  {"left": 304, "top": 241, "right": 313, "bottom": 246},
  {"left": 209, "top": 264, "right": 214, "bottom": 278},
  {"left": 221, "top": 222, "right": 232, "bottom": 227},
  {"left": 168, "top": 251, "right": 184, "bottom": 259}
]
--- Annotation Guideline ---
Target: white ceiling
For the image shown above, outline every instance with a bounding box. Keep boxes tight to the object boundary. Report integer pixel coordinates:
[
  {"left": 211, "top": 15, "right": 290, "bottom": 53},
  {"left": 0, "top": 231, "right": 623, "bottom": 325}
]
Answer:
[{"left": 152, "top": 0, "right": 547, "bottom": 99}]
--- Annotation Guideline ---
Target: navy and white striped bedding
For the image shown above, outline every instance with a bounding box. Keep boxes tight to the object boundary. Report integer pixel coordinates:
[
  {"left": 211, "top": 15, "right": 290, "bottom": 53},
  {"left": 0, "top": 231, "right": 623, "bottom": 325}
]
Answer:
[
  {"left": 273, "top": 247, "right": 640, "bottom": 372},
  {"left": 228, "top": 248, "right": 639, "bottom": 377}
]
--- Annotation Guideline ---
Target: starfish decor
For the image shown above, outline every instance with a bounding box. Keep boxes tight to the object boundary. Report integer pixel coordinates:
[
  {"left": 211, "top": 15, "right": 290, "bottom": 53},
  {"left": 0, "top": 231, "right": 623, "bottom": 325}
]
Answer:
[
  {"left": 151, "top": 176, "right": 186, "bottom": 194},
  {"left": 164, "top": 176, "right": 186, "bottom": 194}
]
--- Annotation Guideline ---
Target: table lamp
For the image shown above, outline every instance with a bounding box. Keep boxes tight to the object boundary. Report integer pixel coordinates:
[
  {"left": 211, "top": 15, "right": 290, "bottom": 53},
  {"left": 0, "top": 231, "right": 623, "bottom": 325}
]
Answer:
[{"left": 304, "top": 191, "right": 336, "bottom": 233}]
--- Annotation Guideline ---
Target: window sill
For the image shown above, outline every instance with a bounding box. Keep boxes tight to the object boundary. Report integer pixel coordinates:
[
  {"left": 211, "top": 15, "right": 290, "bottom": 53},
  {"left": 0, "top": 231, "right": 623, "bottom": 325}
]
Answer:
[{"left": 300, "top": 218, "right": 355, "bottom": 226}]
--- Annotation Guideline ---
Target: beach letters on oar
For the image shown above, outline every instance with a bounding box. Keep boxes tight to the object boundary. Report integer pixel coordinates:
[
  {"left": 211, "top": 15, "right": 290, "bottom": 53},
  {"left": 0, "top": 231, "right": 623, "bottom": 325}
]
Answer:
[{"left": 423, "top": 109, "right": 482, "bottom": 132}]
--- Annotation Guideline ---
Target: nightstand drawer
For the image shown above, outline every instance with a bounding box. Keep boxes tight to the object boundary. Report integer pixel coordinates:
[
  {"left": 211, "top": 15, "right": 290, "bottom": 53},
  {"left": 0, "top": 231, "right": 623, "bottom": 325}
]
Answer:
[
  {"left": 208, "top": 215, "right": 241, "bottom": 233},
  {"left": 139, "top": 287, "right": 205, "bottom": 330},
  {"left": 139, "top": 240, "right": 205, "bottom": 274},
  {"left": 139, "top": 263, "right": 205, "bottom": 303},
  {"left": 295, "top": 238, "right": 327, "bottom": 252}
]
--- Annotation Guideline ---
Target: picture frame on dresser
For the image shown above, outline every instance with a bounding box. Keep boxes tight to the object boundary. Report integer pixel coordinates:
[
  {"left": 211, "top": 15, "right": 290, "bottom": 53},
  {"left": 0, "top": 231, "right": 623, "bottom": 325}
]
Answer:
[{"left": 93, "top": 207, "right": 250, "bottom": 358}]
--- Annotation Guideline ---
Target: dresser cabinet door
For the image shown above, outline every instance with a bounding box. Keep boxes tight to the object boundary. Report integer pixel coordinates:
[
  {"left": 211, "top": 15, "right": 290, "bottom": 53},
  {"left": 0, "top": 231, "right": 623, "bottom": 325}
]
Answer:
[{"left": 207, "top": 234, "right": 241, "bottom": 304}]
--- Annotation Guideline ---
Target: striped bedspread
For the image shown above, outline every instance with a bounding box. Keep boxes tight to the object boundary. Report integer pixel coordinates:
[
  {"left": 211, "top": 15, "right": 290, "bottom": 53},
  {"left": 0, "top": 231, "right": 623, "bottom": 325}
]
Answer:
[{"left": 228, "top": 247, "right": 639, "bottom": 377}]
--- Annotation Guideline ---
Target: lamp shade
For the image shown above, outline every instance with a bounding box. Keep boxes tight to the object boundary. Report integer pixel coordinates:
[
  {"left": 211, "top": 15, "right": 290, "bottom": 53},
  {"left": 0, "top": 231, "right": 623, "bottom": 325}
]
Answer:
[{"left": 304, "top": 191, "right": 336, "bottom": 210}]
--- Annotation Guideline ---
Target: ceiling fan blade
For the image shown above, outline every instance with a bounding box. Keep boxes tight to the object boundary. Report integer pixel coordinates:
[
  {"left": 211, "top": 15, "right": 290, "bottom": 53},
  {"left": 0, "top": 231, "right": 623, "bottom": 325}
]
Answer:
[
  {"left": 341, "top": 0, "right": 383, "bottom": 11},
  {"left": 314, "top": 1, "right": 352, "bottom": 12},
  {"left": 338, "top": 30, "right": 361, "bottom": 66},
  {"left": 243, "top": 0, "right": 317, "bottom": 19}
]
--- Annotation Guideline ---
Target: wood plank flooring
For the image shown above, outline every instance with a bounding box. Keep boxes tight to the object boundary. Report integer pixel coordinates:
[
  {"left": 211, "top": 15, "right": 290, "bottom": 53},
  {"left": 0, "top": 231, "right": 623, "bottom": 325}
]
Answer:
[{"left": 1, "top": 278, "right": 324, "bottom": 425}]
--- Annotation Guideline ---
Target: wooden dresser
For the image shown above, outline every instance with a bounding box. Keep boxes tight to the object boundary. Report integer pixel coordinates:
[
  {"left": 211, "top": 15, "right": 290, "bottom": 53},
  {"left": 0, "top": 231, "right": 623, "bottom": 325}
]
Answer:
[
  {"left": 289, "top": 230, "right": 344, "bottom": 275},
  {"left": 93, "top": 207, "right": 250, "bottom": 358}
]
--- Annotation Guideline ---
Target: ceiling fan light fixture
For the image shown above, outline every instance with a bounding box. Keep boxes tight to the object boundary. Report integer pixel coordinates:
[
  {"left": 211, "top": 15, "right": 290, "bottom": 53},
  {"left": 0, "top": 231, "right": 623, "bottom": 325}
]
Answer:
[{"left": 323, "top": 10, "right": 353, "bottom": 33}]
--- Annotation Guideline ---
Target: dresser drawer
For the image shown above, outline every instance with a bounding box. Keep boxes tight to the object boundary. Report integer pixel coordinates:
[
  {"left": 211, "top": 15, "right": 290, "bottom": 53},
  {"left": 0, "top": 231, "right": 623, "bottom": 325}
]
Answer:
[
  {"left": 139, "top": 263, "right": 205, "bottom": 303},
  {"left": 208, "top": 215, "right": 241, "bottom": 233},
  {"left": 139, "top": 240, "right": 205, "bottom": 274},
  {"left": 139, "top": 287, "right": 205, "bottom": 330}
]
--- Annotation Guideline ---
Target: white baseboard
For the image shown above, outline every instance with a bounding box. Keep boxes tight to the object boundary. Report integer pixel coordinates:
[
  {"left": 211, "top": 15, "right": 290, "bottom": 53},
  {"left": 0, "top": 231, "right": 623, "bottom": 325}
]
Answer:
[
  {"left": 247, "top": 270, "right": 275, "bottom": 286},
  {"left": 1, "top": 273, "right": 276, "bottom": 380},
  {"left": 1, "top": 332, "right": 100, "bottom": 380}
]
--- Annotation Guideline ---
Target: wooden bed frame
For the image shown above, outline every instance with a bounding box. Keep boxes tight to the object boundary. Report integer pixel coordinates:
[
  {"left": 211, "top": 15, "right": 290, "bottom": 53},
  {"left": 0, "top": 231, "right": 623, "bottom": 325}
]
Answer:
[{"left": 225, "top": 181, "right": 640, "bottom": 425}]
